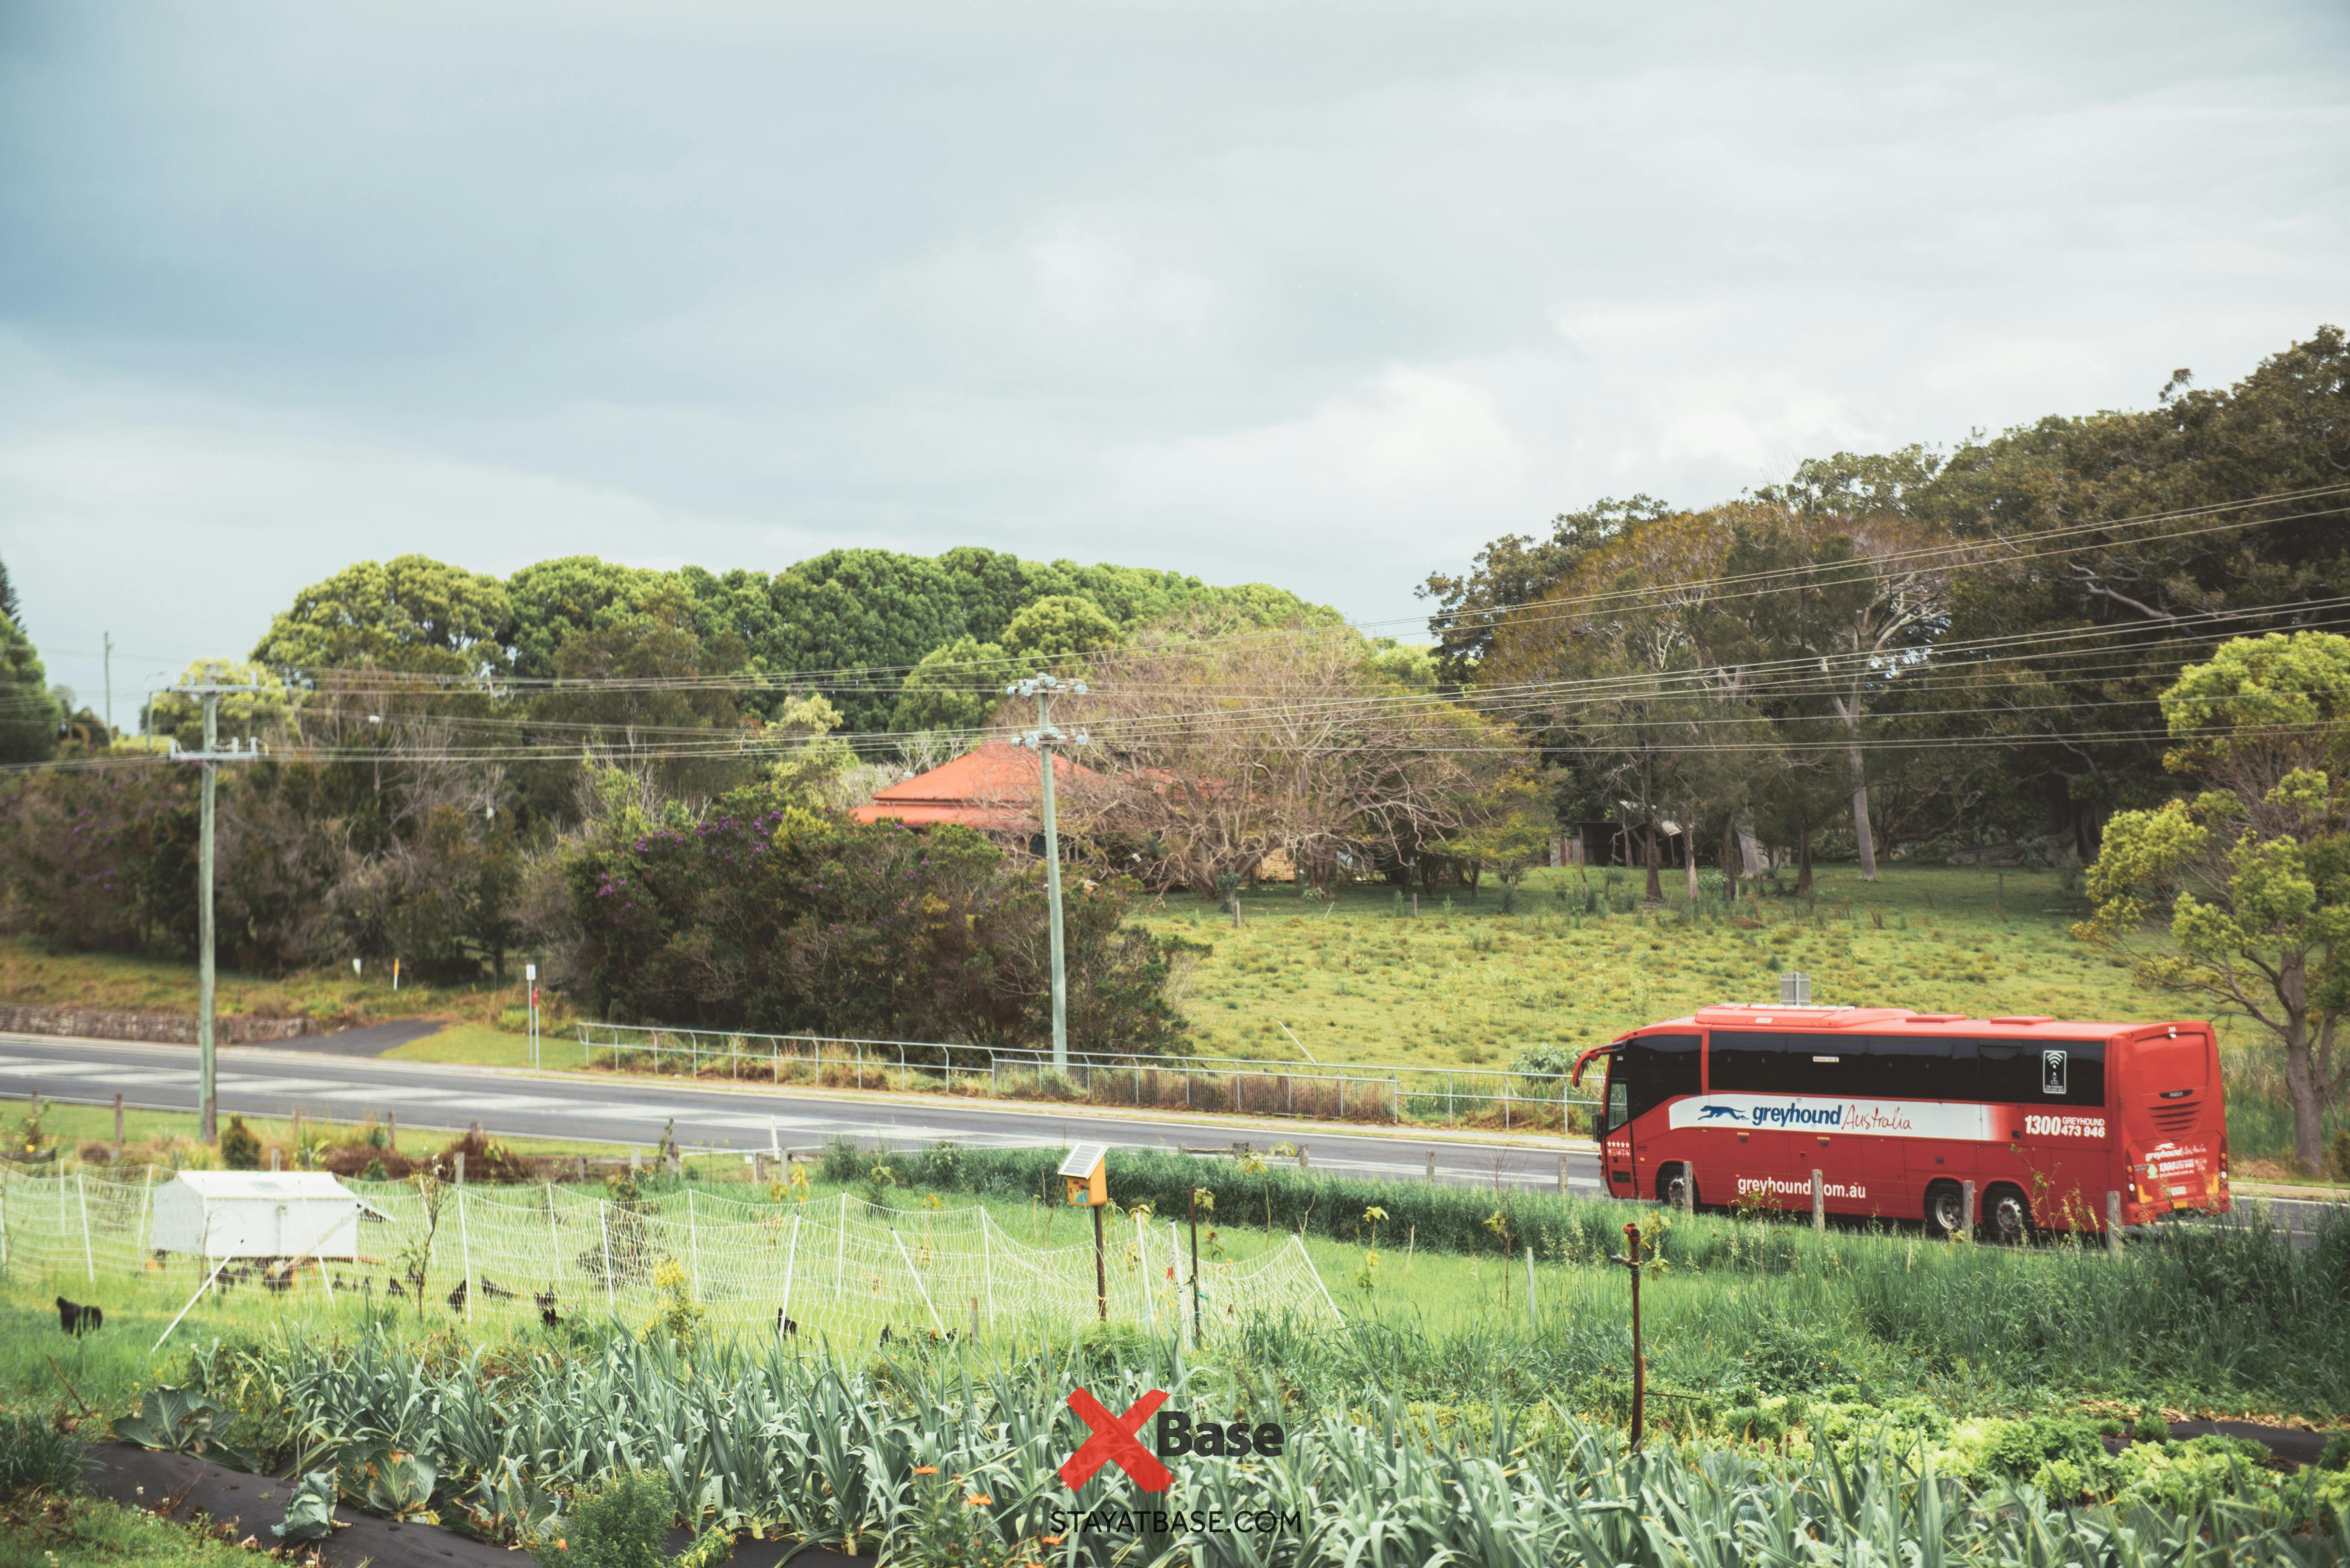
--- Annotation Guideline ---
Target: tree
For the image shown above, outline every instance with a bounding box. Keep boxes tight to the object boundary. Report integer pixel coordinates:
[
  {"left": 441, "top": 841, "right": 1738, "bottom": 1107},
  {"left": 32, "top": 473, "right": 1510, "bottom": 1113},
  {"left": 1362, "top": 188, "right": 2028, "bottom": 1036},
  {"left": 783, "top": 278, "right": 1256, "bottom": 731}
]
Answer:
[
  {"left": 1418, "top": 495, "right": 1674, "bottom": 675},
  {"left": 145, "top": 659, "right": 292, "bottom": 749},
  {"left": 251, "top": 555, "right": 514, "bottom": 676},
  {"left": 1924, "top": 326, "right": 2350, "bottom": 855},
  {"left": 1063, "top": 622, "right": 1526, "bottom": 895},
  {"left": 890, "top": 636, "right": 1008, "bottom": 734},
  {"left": 532, "top": 587, "right": 753, "bottom": 802},
  {"left": 1435, "top": 769, "right": 1557, "bottom": 902},
  {"left": 0, "top": 614, "right": 58, "bottom": 764},
  {"left": 1481, "top": 508, "right": 1754, "bottom": 898},
  {"left": 561, "top": 788, "right": 1186, "bottom": 1051},
  {"left": 999, "top": 594, "right": 1120, "bottom": 672},
  {"left": 2079, "top": 631, "right": 2350, "bottom": 1173},
  {"left": 506, "top": 557, "right": 681, "bottom": 681}
]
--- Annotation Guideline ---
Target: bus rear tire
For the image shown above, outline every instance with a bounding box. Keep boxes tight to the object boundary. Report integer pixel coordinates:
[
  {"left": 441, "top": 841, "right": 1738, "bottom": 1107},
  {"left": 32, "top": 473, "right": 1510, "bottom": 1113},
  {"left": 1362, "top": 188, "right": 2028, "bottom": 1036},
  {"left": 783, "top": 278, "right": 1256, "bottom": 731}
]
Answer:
[
  {"left": 1923, "top": 1180, "right": 1967, "bottom": 1238},
  {"left": 1658, "top": 1164, "right": 1695, "bottom": 1210},
  {"left": 1984, "top": 1185, "right": 2033, "bottom": 1245}
]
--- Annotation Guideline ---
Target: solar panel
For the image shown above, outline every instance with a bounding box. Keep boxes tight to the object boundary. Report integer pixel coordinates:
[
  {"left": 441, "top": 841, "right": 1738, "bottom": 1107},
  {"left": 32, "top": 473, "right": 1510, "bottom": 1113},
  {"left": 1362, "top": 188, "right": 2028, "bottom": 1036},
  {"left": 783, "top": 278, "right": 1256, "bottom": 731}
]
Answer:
[{"left": 1058, "top": 1143, "right": 1107, "bottom": 1179}]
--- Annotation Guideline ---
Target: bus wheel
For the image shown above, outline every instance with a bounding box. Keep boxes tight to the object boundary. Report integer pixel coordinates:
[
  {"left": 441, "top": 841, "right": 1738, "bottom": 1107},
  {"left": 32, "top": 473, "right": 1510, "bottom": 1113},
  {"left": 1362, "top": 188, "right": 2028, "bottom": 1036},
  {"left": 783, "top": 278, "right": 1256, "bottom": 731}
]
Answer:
[
  {"left": 1984, "top": 1186, "right": 2033, "bottom": 1245},
  {"left": 1658, "top": 1164, "right": 1696, "bottom": 1210},
  {"left": 1923, "top": 1181, "right": 1967, "bottom": 1238}
]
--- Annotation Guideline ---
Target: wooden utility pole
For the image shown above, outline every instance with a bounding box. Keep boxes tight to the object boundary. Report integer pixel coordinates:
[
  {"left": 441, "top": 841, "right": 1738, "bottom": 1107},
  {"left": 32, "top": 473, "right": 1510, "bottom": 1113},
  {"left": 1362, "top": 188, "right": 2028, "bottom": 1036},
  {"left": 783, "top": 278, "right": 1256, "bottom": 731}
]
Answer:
[{"left": 169, "top": 680, "right": 268, "bottom": 1142}]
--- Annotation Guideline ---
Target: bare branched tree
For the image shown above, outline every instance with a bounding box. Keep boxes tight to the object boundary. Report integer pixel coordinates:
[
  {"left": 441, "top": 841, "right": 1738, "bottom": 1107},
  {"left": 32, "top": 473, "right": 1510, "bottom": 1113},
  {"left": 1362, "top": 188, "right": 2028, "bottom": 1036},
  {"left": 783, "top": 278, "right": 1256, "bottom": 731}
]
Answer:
[{"left": 1058, "top": 622, "right": 1529, "bottom": 893}]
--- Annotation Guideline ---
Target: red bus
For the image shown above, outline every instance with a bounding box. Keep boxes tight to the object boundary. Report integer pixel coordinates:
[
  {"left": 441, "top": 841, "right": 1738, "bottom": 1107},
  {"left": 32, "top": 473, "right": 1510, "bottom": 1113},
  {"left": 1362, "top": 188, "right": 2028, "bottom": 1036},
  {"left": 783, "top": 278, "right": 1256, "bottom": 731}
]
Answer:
[{"left": 1572, "top": 1005, "right": 2230, "bottom": 1238}]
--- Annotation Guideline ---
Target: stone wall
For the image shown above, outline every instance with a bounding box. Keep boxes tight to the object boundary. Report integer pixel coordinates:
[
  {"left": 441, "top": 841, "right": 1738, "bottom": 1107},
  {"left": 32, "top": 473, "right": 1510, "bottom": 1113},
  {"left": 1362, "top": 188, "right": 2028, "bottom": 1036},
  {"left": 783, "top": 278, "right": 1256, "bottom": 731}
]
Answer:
[{"left": 0, "top": 1005, "right": 316, "bottom": 1045}]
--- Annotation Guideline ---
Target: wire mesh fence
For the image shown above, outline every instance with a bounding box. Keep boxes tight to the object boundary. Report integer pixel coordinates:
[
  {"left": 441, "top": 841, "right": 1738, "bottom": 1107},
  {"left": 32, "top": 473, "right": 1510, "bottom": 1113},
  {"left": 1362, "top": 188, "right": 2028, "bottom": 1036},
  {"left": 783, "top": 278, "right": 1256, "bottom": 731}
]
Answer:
[
  {"left": 574, "top": 1020, "right": 1598, "bottom": 1131},
  {"left": 0, "top": 1166, "right": 1338, "bottom": 1347}
]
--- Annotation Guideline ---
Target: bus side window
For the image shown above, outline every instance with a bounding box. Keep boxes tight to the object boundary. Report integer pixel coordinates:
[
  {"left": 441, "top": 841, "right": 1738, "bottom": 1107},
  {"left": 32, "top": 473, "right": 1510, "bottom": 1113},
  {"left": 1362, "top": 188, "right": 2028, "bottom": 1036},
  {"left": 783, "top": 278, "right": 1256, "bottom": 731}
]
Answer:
[
  {"left": 1605, "top": 1077, "right": 1630, "bottom": 1133},
  {"left": 1979, "top": 1039, "right": 2104, "bottom": 1106},
  {"left": 1853, "top": 1034, "right": 1977, "bottom": 1098}
]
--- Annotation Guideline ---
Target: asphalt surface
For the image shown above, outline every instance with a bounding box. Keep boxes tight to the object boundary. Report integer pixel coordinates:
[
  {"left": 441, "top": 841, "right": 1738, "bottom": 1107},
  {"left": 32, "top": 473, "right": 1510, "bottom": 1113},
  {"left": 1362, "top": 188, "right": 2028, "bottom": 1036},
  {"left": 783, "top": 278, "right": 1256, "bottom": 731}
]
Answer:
[
  {"left": 0, "top": 1031, "right": 1603, "bottom": 1194},
  {"left": 246, "top": 1018, "right": 448, "bottom": 1056},
  {"left": 1, "top": 1032, "right": 2336, "bottom": 1241}
]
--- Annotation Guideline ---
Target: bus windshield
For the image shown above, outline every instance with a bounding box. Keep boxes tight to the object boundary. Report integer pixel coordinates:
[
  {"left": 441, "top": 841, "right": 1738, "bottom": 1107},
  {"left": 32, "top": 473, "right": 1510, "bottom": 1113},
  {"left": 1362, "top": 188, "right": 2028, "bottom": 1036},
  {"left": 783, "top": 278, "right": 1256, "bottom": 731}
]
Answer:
[{"left": 1608, "top": 1033, "right": 1701, "bottom": 1130}]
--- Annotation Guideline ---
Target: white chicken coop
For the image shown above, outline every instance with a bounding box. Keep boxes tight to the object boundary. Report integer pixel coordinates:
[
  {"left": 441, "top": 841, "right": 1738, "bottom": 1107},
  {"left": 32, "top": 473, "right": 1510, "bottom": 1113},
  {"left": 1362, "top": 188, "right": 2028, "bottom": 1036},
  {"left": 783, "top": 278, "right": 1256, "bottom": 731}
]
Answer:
[{"left": 149, "top": 1171, "right": 388, "bottom": 1261}]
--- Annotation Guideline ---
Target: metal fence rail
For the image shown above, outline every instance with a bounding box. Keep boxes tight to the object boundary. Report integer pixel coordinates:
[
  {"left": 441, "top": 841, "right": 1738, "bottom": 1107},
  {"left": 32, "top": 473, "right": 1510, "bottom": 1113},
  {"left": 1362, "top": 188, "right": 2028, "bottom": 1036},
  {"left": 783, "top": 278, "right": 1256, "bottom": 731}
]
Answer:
[{"left": 574, "top": 1021, "right": 1598, "bottom": 1131}]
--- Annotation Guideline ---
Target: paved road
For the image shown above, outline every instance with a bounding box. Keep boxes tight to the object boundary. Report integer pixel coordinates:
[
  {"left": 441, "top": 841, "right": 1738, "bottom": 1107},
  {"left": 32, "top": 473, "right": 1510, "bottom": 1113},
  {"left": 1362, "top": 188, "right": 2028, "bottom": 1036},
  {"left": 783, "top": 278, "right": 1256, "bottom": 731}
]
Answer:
[
  {"left": 1, "top": 1033, "right": 2335, "bottom": 1242},
  {"left": 0, "top": 1033, "right": 1604, "bottom": 1194}
]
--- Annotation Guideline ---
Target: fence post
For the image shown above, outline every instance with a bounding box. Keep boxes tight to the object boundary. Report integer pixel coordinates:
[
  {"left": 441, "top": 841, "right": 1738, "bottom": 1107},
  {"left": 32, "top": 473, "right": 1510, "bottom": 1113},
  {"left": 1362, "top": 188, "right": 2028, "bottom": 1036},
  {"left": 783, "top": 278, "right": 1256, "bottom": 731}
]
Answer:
[
  {"left": 75, "top": 1173, "right": 94, "bottom": 1283},
  {"left": 1810, "top": 1170, "right": 1824, "bottom": 1233},
  {"left": 1297, "top": 1145, "right": 1309, "bottom": 1172},
  {"left": 1426, "top": 1151, "right": 1436, "bottom": 1184},
  {"left": 598, "top": 1202, "right": 615, "bottom": 1312},
  {"left": 388, "top": 1112, "right": 397, "bottom": 1152},
  {"left": 1961, "top": 1180, "right": 1976, "bottom": 1241},
  {"left": 779, "top": 1213, "right": 801, "bottom": 1335},
  {"left": 2106, "top": 1190, "right": 2124, "bottom": 1256},
  {"left": 687, "top": 1190, "right": 700, "bottom": 1302},
  {"left": 547, "top": 1181, "right": 561, "bottom": 1287},
  {"left": 454, "top": 1151, "right": 465, "bottom": 1186},
  {"left": 114, "top": 1093, "right": 123, "bottom": 1145},
  {"left": 140, "top": 1164, "right": 154, "bottom": 1256},
  {"left": 1525, "top": 1241, "right": 1537, "bottom": 1331},
  {"left": 457, "top": 1188, "right": 473, "bottom": 1323},
  {"left": 1557, "top": 1154, "right": 1567, "bottom": 1194}
]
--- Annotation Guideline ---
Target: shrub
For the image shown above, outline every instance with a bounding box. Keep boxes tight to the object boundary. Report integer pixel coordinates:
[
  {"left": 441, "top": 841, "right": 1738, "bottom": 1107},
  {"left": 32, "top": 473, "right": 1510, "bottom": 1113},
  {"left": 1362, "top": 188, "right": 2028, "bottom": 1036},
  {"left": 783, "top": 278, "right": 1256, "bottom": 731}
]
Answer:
[
  {"left": 0, "top": 1409, "right": 86, "bottom": 1494},
  {"left": 1980, "top": 1413, "right": 2106, "bottom": 1481},
  {"left": 219, "top": 1116, "right": 262, "bottom": 1171},
  {"left": 538, "top": 1470, "right": 674, "bottom": 1568}
]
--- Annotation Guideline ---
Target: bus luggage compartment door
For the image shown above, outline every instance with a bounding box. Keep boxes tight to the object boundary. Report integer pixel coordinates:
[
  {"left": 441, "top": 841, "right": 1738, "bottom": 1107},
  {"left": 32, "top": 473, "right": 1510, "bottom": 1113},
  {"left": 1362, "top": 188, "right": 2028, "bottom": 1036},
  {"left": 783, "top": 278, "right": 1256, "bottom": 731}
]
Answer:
[{"left": 1699, "top": 1127, "right": 1791, "bottom": 1213}]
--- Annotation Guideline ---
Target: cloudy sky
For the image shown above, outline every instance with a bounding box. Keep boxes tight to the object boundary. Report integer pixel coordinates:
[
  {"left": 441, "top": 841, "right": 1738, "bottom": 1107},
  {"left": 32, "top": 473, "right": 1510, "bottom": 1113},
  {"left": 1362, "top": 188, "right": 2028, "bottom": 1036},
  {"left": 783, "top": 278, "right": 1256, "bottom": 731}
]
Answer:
[{"left": 3, "top": 1, "right": 2345, "bottom": 709}]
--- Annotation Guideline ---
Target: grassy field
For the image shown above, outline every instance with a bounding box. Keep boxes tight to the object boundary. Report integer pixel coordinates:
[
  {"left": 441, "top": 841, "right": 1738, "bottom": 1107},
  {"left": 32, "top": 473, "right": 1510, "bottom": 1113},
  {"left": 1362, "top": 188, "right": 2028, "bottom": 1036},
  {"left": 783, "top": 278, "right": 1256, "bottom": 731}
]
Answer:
[
  {"left": 1134, "top": 864, "right": 2147, "bottom": 1064},
  {"left": 0, "top": 937, "right": 553, "bottom": 1036}
]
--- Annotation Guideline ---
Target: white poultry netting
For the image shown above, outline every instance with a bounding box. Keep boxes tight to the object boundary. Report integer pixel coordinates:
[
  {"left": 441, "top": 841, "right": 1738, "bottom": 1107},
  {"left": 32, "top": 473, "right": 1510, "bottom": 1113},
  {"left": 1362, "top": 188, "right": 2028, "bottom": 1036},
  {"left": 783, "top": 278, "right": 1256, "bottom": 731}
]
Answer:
[{"left": 0, "top": 1169, "right": 1339, "bottom": 1344}]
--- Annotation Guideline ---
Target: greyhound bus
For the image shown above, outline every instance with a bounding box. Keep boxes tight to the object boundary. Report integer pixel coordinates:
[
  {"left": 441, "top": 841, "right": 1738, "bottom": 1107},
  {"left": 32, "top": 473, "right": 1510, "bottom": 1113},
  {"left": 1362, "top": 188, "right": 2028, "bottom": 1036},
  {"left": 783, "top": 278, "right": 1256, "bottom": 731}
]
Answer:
[{"left": 1571, "top": 1005, "right": 2229, "bottom": 1238}]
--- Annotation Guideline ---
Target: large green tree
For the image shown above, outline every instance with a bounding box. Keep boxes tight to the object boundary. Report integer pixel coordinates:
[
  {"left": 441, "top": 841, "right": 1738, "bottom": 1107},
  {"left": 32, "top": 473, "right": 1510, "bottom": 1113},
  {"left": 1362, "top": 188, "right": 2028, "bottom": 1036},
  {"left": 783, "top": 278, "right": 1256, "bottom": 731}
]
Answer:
[
  {"left": 0, "top": 613, "right": 59, "bottom": 765},
  {"left": 252, "top": 555, "right": 514, "bottom": 675},
  {"left": 1925, "top": 326, "right": 2350, "bottom": 853},
  {"left": 2080, "top": 631, "right": 2350, "bottom": 1173}
]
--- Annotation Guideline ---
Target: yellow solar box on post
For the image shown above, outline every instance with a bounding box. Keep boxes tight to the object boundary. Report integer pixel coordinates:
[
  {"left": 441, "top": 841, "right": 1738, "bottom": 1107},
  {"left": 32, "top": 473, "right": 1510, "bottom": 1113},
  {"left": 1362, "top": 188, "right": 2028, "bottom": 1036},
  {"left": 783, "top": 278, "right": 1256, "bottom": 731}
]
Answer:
[{"left": 1060, "top": 1143, "right": 1108, "bottom": 1207}]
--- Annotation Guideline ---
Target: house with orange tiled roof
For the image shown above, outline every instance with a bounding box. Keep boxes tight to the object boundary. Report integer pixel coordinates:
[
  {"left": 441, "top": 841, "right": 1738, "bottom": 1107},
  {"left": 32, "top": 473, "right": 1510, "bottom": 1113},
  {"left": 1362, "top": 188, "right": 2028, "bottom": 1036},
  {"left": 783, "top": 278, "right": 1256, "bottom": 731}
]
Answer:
[{"left": 850, "top": 742, "right": 1099, "bottom": 843}]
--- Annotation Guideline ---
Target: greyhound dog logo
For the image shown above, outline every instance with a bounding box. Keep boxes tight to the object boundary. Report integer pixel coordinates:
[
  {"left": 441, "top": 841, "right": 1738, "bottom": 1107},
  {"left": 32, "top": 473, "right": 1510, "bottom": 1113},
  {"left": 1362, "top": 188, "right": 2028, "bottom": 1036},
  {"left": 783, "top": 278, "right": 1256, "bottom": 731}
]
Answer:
[{"left": 1697, "top": 1104, "right": 1745, "bottom": 1123}]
